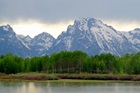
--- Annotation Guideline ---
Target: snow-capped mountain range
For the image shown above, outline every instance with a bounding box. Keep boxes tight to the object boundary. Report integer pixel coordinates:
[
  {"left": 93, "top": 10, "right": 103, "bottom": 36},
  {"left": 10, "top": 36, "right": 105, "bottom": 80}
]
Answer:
[{"left": 0, "top": 18, "right": 140, "bottom": 57}]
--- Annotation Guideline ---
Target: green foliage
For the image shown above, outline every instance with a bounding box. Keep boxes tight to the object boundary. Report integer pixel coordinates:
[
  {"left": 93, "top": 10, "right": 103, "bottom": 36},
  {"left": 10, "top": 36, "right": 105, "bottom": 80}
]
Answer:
[{"left": 1, "top": 51, "right": 140, "bottom": 75}]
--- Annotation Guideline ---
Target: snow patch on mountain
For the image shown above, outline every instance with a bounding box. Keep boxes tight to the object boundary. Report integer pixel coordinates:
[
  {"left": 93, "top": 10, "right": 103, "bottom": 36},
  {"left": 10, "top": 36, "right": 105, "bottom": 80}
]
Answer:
[
  {"left": 2, "top": 24, "right": 11, "bottom": 31},
  {"left": 17, "top": 35, "right": 31, "bottom": 50},
  {"left": 3, "top": 26, "right": 9, "bottom": 31}
]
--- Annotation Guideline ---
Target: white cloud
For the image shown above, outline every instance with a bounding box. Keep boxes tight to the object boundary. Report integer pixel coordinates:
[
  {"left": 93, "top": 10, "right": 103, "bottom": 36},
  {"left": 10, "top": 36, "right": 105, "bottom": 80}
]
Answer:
[{"left": 5, "top": 20, "right": 73, "bottom": 38}]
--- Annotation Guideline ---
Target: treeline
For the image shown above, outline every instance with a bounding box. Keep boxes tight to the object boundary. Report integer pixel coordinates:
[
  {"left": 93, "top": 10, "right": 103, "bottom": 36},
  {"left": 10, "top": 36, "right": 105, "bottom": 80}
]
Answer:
[{"left": 0, "top": 51, "right": 140, "bottom": 74}]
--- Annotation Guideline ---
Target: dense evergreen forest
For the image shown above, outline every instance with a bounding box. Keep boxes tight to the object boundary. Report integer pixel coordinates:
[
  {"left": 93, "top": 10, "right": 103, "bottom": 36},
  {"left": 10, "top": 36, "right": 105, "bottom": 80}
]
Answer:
[{"left": 0, "top": 50, "right": 140, "bottom": 74}]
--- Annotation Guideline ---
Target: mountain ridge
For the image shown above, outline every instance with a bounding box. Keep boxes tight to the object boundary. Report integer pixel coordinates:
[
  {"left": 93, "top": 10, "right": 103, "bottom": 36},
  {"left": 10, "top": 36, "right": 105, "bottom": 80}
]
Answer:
[
  {"left": 49, "top": 17, "right": 139, "bottom": 56},
  {"left": 0, "top": 18, "right": 140, "bottom": 57}
]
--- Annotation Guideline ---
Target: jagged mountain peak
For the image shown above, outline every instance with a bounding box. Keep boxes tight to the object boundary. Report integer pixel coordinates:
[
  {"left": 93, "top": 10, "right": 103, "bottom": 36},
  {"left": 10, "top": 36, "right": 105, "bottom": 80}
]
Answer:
[
  {"left": 0, "top": 24, "right": 32, "bottom": 57},
  {"left": 0, "top": 24, "right": 14, "bottom": 32},
  {"left": 128, "top": 28, "right": 140, "bottom": 35},
  {"left": 0, "top": 24, "right": 16, "bottom": 39},
  {"left": 33, "top": 32, "right": 55, "bottom": 43},
  {"left": 18, "top": 34, "right": 32, "bottom": 39},
  {"left": 35, "top": 32, "right": 54, "bottom": 38},
  {"left": 69, "top": 17, "right": 117, "bottom": 34},
  {"left": 67, "top": 17, "right": 117, "bottom": 37},
  {"left": 17, "top": 34, "right": 32, "bottom": 45},
  {"left": 25, "top": 35, "right": 32, "bottom": 41},
  {"left": 74, "top": 17, "right": 101, "bottom": 24},
  {"left": 134, "top": 28, "right": 140, "bottom": 31},
  {"left": 73, "top": 17, "right": 103, "bottom": 30},
  {"left": 66, "top": 18, "right": 102, "bottom": 35},
  {"left": 32, "top": 31, "right": 54, "bottom": 41},
  {"left": 31, "top": 32, "right": 55, "bottom": 56}
]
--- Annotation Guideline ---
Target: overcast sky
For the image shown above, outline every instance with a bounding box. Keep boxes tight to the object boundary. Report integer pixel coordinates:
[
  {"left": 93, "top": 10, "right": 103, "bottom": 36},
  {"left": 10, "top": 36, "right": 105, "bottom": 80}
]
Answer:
[{"left": 0, "top": 0, "right": 140, "bottom": 38}]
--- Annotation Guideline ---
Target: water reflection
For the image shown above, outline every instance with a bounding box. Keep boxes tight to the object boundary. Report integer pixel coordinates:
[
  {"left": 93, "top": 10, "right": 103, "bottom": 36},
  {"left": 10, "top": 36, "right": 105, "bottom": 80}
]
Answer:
[
  {"left": 0, "top": 81, "right": 140, "bottom": 93},
  {"left": 20, "top": 82, "right": 38, "bottom": 93}
]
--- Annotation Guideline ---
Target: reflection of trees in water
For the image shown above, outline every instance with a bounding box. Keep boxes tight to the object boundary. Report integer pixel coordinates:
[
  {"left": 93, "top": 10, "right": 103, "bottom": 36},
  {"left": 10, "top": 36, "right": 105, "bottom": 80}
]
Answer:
[
  {"left": 47, "top": 81, "right": 52, "bottom": 93},
  {"left": 20, "top": 82, "right": 37, "bottom": 93}
]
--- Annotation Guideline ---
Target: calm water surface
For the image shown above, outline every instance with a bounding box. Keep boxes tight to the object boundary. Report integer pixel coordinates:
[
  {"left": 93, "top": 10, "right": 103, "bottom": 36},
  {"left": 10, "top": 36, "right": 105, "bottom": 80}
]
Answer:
[{"left": 0, "top": 81, "right": 140, "bottom": 93}]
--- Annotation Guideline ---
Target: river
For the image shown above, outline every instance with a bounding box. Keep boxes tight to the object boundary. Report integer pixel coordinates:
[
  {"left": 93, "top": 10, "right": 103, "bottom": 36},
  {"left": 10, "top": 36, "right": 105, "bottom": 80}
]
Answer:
[{"left": 0, "top": 81, "right": 140, "bottom": 93}]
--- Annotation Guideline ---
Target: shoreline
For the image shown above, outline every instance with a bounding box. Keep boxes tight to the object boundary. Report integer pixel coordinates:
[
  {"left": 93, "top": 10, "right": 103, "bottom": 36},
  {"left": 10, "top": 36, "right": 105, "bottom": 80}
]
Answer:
[
  {"left": 1, "top": 79, "right": 140, "bottom": 83},
  {"left": 0, "top": 73, "right": 140, "bottom": 82}
]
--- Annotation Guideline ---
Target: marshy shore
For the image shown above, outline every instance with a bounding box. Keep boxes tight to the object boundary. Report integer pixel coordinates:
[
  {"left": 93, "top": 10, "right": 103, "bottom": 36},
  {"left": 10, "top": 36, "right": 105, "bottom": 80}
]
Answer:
[{"left": 0, "top": 73, "right": 140, "bottom": 82}]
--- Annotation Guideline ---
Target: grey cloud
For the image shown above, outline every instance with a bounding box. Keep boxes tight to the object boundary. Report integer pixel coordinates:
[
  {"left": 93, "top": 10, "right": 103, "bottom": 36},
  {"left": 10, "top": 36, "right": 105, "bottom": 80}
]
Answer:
[{"left": 0, "top": 0, "right": 140, "bottom": 23}]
